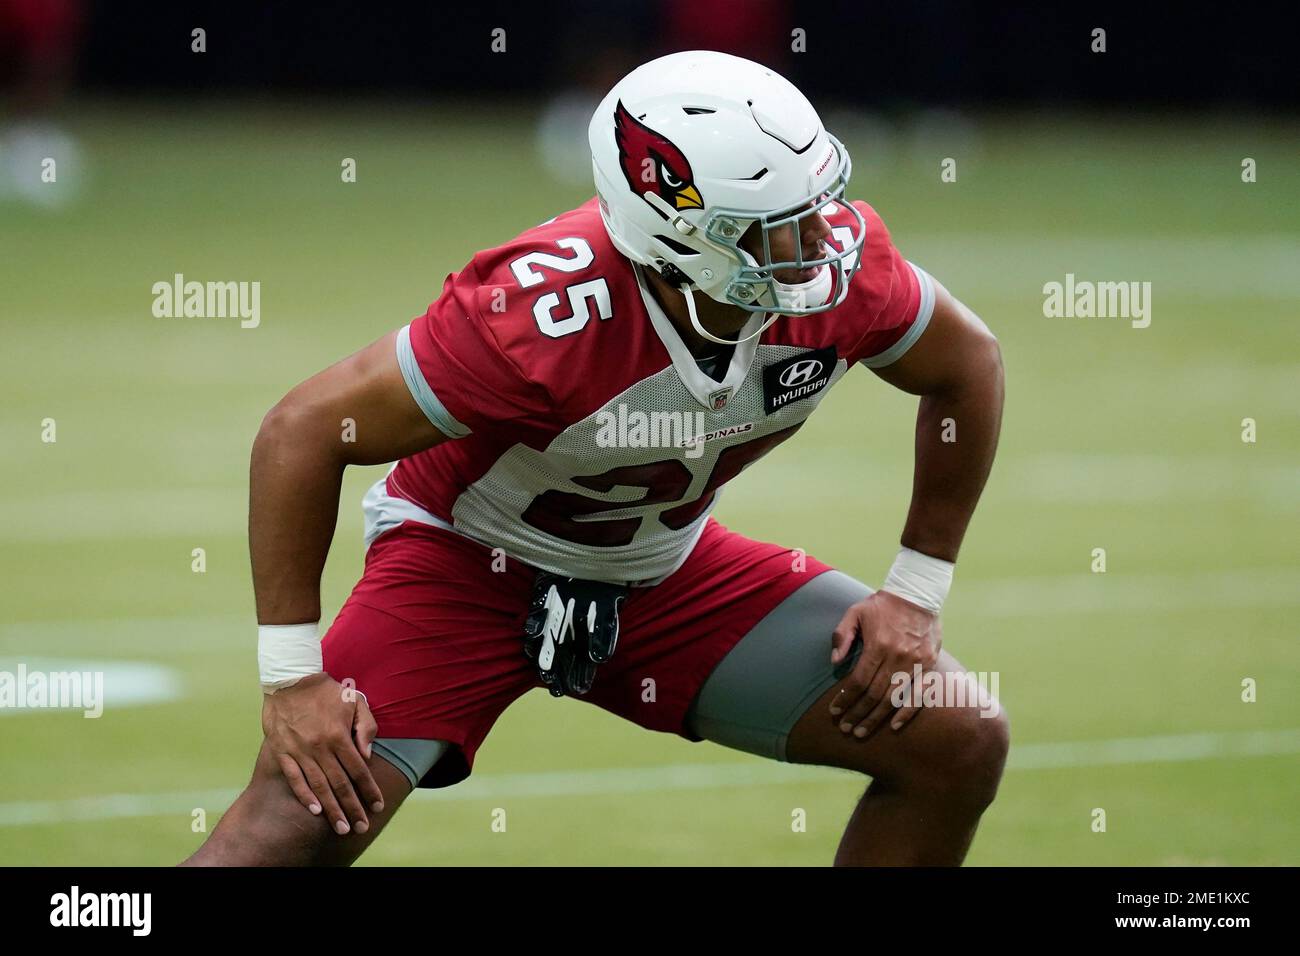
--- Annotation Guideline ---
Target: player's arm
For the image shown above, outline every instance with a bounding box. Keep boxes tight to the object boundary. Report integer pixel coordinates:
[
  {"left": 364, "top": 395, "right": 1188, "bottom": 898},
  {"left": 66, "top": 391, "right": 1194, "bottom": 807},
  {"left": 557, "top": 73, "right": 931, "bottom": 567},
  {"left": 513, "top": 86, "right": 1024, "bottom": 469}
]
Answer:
[
  {"left": 251, "top": 329, "right": 447, "bottom": 623},
  {"left": 870, "top": 278, "right": 1004, "bottom": 562},
  {"left": 831, "top": 280, "right": 1004, "bottom": 739},
  {"left": 251, "top": 329, "right": 449, "bottom": 835}
]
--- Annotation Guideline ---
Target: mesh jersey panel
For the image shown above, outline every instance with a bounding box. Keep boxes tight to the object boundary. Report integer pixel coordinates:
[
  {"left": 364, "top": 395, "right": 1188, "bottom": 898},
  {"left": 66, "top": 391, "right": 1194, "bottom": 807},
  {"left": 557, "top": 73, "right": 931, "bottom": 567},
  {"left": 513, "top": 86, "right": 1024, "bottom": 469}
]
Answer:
[{"left": 446, "top": 344, "right": 847, "bottom": 584}]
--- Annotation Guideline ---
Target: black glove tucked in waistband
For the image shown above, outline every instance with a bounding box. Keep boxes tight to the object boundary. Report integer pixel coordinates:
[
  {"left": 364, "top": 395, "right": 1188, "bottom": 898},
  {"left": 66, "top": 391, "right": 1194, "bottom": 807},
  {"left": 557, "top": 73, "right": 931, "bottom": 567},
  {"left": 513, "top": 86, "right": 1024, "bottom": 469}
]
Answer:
[{"left": 523, "top": 571, "right": 628, "bottom": 698}]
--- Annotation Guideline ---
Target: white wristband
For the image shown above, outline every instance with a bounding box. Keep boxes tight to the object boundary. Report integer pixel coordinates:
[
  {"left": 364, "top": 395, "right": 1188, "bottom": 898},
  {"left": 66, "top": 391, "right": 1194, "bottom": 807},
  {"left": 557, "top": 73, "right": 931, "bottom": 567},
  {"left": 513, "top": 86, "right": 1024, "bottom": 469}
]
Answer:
[
  {"left": 880, "top": 547, "right": 954, "bottom": 614},
  {"left": 258, "top": 622, "right": 323, "bottom": 691}
]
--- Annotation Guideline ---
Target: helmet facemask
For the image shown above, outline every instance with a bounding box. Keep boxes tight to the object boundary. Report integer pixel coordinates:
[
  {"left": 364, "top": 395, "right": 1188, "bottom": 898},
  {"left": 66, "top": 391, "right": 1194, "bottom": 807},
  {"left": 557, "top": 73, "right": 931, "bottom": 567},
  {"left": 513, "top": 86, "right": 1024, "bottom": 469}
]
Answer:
[
  {"left": 637, "top": 134, "right": 866, "bottom": 344},
  {"left": 702, "top": 134, "right": 865, "bottom": 317}
]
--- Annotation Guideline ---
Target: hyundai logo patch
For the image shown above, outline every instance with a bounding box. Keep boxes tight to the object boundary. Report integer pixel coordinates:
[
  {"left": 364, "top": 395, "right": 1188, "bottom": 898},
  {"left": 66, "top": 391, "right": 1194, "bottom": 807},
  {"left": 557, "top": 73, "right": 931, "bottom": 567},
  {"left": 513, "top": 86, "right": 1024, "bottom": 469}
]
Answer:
[{"left": 763, "top": 346, "right": 836, "bottom": 414}]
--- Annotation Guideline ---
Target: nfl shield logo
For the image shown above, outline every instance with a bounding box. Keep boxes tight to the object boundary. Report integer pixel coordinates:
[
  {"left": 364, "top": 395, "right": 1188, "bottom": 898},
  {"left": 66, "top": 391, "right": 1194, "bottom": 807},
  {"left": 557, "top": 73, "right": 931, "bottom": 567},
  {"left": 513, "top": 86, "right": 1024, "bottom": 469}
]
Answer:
[{"left": 708, "top": 387, "right": 731, "bottom": 410}]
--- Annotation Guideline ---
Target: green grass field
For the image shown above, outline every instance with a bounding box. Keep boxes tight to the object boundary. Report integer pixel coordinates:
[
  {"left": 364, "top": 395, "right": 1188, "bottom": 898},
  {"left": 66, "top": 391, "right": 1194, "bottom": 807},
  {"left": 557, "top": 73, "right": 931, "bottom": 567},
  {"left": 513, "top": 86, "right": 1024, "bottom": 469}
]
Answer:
[{"left": 1, "top": 101, "right": 1297, "bottom": 865}]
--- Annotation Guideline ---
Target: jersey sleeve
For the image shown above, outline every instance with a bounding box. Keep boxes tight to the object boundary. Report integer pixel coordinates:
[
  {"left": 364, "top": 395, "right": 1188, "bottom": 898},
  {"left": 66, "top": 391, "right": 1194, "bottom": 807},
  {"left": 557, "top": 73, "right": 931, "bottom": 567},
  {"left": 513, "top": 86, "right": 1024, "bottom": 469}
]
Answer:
[
  {"left": 397, "top": 267, "right": 552, "bottom": 437},
  {"left": 841, "top": 201, "right": 938, "bottom": 368}
]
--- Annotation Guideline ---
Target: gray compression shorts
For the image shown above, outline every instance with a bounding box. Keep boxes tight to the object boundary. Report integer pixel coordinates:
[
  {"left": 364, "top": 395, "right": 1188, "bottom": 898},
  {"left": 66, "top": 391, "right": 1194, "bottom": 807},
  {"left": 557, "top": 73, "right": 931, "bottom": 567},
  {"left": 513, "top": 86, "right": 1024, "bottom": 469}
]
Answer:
[
  {"left": 684, "top": 568, "right": 868, "bottom": 760},
  {"left": 372, "top": 569, "right": 869, "bottom": 788}
]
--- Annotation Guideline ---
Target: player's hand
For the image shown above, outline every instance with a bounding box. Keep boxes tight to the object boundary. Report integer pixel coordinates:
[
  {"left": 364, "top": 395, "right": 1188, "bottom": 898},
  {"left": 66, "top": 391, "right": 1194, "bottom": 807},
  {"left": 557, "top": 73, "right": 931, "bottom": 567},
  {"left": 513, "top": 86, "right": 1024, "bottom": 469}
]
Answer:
[
  {"left": 260, "top": 672, "right": 384, "bottom": 836},
  {"left": 829, "top": 589, "right": 942, "bottom": 739}
]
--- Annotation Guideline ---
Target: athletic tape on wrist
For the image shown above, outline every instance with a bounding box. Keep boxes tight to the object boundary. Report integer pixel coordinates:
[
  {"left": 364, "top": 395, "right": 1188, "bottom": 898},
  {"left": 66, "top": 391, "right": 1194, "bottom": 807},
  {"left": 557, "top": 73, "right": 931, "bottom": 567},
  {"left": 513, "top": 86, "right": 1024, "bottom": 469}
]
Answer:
[
  {"left": 880, "top": 547, "right": 954, "bottom": 613},
  {"left": 258, "top": 621, "right": 323, "bottom": 689}
]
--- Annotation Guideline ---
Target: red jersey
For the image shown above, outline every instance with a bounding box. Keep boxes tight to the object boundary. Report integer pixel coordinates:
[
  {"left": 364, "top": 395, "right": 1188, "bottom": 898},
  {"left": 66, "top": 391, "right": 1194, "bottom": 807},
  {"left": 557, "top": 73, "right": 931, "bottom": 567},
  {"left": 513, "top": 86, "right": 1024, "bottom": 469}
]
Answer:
[{"left": 367, "top": 197, "right": 935, "bottom": 584}]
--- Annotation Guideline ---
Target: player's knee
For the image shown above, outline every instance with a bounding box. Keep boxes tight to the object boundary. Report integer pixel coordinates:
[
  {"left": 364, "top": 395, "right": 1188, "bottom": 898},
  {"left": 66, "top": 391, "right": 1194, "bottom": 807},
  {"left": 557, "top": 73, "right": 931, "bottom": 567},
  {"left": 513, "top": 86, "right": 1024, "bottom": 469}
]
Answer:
[
  {"left": 883, "top": 699, "right": 1009, "bottom": 810},
  {"left": 203, "top": 746, "right": 350, "bottom": 863},
  {"left": 247, "top": 743, "right": 323, "bottom": 813},
  {"left": 938, "top": 704, "right": 1010, "bottom": 810},
  {"left": 225, "top": 782, "right": 351, "bottom": 865}
]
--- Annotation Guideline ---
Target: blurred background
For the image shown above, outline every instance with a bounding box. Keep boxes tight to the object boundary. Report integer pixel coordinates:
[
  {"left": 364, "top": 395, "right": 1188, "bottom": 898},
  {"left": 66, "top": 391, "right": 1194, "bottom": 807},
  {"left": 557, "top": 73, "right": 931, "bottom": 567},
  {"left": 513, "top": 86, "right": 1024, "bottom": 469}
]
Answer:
[{"left": 1, "top": 0, "right": 1297, "bottom": 865}]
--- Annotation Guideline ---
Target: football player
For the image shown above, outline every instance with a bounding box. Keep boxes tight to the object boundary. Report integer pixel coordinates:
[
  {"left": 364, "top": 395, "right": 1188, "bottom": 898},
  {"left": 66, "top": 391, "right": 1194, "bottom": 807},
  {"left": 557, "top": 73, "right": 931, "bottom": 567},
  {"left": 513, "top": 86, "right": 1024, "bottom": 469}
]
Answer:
[{"left": 183, "top": 51, "right": 1006, "bottom": 866}]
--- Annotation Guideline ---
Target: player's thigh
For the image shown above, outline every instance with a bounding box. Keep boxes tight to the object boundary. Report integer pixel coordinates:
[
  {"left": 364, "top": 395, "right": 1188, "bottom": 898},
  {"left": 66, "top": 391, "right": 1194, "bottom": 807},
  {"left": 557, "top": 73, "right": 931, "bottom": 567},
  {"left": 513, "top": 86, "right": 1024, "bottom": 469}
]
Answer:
[
  {"left": 322, "top": 521, "right": 538, "bottom": 788},
  {"left": 249, "top": 735, "right": 417, "bottom": 858},
  {"left": 201, "top": 523, "right": 536, "bottom": 864},
  {"left": 191, "top": 737, "right": 418, "bottom": 866},
  {"left": 210, "top": 739, "right": 459, "bottom": 865},
  {"left": 785, "top": 648, "right": 1010, "bottom": 800},
  {"left": 684, "top": 567, "right": 865, "bottom": 761},
  {"left": 688, "top": 568, "right": 1008, "bottom": 791}
]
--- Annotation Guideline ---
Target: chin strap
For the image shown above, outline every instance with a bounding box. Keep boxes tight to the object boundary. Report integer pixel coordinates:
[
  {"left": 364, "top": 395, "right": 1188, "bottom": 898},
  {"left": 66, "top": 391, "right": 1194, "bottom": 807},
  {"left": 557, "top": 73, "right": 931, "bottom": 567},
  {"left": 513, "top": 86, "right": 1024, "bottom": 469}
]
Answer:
[{"left": 681, "top": 282, "right": 781, "bottom": 346}]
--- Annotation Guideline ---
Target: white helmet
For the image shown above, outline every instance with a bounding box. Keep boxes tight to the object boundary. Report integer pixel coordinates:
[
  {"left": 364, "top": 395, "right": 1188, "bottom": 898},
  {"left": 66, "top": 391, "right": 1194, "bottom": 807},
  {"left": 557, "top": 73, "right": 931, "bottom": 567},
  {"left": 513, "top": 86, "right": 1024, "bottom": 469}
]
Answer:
[{"left": 589, "top": 50, "right": 866, "bottom": 344}]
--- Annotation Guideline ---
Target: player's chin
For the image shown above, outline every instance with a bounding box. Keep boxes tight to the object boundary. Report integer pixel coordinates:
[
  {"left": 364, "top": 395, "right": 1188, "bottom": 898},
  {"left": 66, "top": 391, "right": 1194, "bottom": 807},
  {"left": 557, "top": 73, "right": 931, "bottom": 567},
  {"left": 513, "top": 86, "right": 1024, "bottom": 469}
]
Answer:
[{"left": 775, "top": 264, "right": 823, "bottom": 284}]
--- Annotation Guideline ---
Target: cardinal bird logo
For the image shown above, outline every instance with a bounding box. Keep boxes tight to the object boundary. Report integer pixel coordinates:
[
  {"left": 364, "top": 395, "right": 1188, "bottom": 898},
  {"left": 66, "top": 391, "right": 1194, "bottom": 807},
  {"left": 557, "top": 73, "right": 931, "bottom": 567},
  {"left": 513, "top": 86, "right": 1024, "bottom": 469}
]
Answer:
[{"left": 614, "top": 100, "right": 703, "bottom": 215}]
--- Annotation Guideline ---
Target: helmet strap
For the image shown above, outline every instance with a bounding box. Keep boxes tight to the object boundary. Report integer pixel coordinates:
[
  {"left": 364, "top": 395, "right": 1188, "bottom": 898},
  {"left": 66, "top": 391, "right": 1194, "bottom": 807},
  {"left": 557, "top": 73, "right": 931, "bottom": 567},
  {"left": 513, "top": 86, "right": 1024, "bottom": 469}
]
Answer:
[{"left": 681, "top": 282, "right": 780, "bottom": 346}]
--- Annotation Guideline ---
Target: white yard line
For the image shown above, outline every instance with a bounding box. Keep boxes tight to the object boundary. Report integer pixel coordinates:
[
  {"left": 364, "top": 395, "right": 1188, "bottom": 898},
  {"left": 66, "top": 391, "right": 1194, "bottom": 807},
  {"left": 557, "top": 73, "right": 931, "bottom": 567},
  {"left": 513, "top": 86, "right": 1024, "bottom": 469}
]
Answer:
[{"left": 1, "top": 727, "right": 1297, "bottom": 828}]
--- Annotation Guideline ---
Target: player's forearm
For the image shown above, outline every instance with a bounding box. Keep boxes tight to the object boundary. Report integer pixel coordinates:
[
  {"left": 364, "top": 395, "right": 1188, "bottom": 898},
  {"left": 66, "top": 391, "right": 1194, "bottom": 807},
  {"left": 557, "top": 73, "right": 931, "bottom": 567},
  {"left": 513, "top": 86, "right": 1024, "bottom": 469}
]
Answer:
[
  {"left": 899, "top": 337, "right": 1004, "bottom": 562},
  {"left": 249, "top": 401, "right": 347, "bottom": 625}
]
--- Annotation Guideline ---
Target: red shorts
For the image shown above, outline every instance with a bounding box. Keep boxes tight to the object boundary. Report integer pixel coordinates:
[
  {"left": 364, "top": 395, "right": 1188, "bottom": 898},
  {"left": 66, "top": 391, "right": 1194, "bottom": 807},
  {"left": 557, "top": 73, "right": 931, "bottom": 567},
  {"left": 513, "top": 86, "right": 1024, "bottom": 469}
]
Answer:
[{"left": 322, "top": 518, "right": 830, "bottom": 787}]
